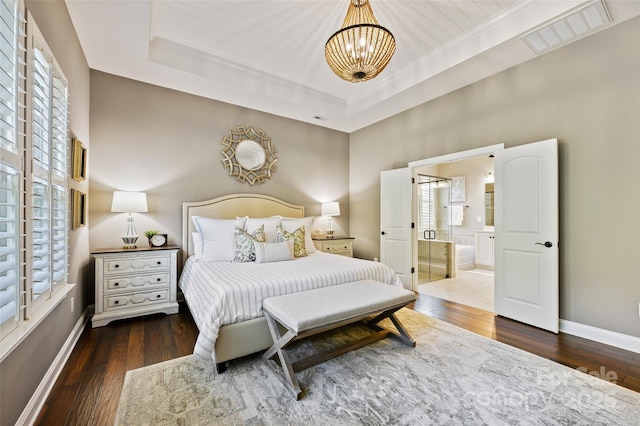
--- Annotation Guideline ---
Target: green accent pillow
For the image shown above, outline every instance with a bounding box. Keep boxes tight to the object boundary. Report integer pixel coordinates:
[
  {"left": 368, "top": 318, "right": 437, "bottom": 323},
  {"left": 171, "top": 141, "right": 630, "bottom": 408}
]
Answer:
[{"left": 276, "top": 224, "right": 307, "bottom": 258}]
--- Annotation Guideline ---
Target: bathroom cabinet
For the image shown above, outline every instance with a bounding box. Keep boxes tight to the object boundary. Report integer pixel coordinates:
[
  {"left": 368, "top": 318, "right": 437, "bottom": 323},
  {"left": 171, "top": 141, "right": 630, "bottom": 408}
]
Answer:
[{"left": 475, "top": 231, "right": 494, "bottom": 268}]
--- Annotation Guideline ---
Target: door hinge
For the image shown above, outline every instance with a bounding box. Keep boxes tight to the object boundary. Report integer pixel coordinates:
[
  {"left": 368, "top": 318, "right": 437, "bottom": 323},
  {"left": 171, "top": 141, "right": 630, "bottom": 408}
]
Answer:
[
  {"left": 411, "top": 222, "right": 415, "bottom": 229},
  {"left": 411, "top": 177, "right": 415, "bottom": 184},
  {"left": 411, "top": 267, "right": 415, "bottom": 274}
]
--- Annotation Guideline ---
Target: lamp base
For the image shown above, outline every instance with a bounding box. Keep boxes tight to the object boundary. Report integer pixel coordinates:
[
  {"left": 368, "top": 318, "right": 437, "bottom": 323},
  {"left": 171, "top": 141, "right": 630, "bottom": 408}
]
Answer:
[
  {"left": 122, "top": 214, "right": 139, "bottom": 249},
  {"left": 121, "top": 236, "right": 139, "bottom": 250}
]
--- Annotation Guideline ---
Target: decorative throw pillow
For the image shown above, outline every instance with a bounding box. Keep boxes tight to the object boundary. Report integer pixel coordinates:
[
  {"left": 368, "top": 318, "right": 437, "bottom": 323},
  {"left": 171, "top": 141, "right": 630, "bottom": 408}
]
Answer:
[
  {"left": 276, "top": 225, "right": 307, "bottom": 258},
  {"left": 281, "top": 217, "right": 316, "bottom": 253},
  {"left": 233, "top": 225, "right": 265, "bottom": 262},
  {"left": 254, "top": 240, "right": 295, "bottom": 263}
]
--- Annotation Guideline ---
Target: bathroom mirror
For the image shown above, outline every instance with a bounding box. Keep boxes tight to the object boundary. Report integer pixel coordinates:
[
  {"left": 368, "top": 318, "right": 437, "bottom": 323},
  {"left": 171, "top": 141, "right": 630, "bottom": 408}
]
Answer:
[
  {"left": 220, "top": 125, "right": 278, "bottom": 185},
  {"left": 485, "top": 182, "right": 494, "bottom": 226}
]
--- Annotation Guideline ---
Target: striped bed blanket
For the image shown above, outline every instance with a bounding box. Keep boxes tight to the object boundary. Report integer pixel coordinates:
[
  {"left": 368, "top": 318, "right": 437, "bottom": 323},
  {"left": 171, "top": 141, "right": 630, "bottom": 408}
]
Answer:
[{"left": 178, "top": 252, "right": 402, "bottom": 361}]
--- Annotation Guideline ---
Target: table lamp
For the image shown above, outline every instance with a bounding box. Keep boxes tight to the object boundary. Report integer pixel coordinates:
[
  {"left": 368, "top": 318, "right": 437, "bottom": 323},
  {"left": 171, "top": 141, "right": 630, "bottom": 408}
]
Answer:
[
  {"left": 111, "top": 191, "right": 148, "bottom": 249},
  {"left": 321, "top": 202, "right": 340, "bottom": 238}
]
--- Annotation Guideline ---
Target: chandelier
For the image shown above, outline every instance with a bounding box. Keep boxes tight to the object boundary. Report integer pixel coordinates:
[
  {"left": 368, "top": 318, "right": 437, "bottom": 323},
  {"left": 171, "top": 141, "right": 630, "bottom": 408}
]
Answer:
[{"left": 325, "top": 0, "right": 396, "bottom": 83}]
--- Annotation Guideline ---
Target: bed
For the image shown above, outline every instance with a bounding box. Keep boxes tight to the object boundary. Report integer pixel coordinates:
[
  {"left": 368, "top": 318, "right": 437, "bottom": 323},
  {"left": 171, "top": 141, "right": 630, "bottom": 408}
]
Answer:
[{"left": 179, "top": 193, "right": 403, "bottom": 367}]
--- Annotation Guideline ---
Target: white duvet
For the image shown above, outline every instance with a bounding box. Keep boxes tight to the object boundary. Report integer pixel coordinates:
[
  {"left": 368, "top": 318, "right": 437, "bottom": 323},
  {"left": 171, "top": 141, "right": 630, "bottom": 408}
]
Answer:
[{"left": 178, "top": 252, "right": 403, "bottom": 361}]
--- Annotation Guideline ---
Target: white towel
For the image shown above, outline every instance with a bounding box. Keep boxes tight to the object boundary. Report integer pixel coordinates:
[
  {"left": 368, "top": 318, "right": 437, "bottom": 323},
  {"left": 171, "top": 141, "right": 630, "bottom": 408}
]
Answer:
[{"left": 450, "top": 205, "right": 464, "bottom": 226}]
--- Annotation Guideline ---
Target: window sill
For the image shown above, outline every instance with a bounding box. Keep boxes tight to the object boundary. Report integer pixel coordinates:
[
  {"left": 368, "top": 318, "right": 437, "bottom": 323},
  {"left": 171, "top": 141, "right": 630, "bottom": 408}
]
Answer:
[{"left": 0, "top": 283, "right": 76, "bottom": 363}]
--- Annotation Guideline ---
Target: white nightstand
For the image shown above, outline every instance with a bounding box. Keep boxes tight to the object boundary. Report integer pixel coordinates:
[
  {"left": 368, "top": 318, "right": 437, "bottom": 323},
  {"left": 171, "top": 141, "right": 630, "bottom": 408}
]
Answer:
[
  {"left": 312, "top": 237, "right": 354, "bottom": 257},
  {"left": 92, "top": 246, "right": 180, "bottom": 327}
]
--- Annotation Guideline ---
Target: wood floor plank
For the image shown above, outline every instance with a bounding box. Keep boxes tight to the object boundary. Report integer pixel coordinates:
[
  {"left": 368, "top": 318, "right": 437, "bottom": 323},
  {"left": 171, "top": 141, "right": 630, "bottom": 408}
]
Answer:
[
  {"left": 92, "top": 321, "right": 131, "bottom": 426},
  {"left": 126, "top": 320, "right": 145, "bottom": 371},
  {"left": 34, "top": 298, "right": 640, "bottom": 424}
]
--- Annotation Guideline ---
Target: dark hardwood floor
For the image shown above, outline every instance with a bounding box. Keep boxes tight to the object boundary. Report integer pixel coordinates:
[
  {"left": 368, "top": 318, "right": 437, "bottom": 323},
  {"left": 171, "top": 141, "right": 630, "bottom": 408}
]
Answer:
[{"left": 35, "top": 295, "right": 640, "bottom": 425}]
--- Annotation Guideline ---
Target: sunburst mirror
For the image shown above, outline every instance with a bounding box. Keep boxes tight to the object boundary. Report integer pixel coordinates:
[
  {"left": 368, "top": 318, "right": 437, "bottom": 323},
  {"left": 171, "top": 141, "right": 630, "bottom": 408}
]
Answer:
[{"left": 220, "top": 125, "right": 278, "bottom": 185}]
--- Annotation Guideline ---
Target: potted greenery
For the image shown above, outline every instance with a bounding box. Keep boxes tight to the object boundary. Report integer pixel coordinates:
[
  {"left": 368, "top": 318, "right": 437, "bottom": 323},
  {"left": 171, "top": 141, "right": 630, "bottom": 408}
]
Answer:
[{"left": 144, "top": 230, "right": 158, "bottom": 246}]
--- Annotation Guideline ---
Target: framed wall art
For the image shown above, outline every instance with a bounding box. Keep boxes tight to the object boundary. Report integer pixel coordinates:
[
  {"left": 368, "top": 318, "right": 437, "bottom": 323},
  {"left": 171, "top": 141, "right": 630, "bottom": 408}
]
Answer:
[
  {"left": 71, "top": 189, "right": 86, "bottom": 229},
  {"left": 72, "top": 138, "right": 87, "bottom": 181},
  {"left": 451, "top": 176, "right": 466, "bottom": 203}
]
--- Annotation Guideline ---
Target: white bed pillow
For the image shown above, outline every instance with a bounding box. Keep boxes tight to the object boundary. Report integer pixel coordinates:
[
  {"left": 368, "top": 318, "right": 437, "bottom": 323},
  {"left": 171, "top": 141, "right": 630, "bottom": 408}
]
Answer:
[
  {"left": 192, "top": 232, "right": 202, "bottom": 259},
  {"left": 253, "top": 240, "right": 294, "bottom": 263},
  {"left": 245, "top": 217, "right": 282, "bottom": 243},
  {"left": 192, "top": 216, "right": 247, "bottom": 262},
  {"left": 281, "top": 217, "right": 316, "bottom": 253}
]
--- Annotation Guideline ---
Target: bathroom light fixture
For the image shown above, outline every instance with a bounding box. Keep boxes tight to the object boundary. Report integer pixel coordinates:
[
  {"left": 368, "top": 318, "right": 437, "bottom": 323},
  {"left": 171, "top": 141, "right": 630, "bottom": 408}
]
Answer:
[
  {"left": 485, "top": 172, "right": 494, "bottom": 183},
  {"left": 325, "top": 0, "right": 395, "bottom": 83},
  {"left": 321, "top": 202, "right": 340, "bottom": 238},
  {"left": 111, "top": 191, "right": 148, "bottom": 249}
]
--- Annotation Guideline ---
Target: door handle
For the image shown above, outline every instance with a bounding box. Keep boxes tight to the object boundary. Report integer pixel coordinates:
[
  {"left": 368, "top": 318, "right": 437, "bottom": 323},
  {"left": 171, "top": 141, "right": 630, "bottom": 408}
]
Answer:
[
  {"left": 535, "top": 241, "right": 553, "bottom": 248},
  {"left": 381, "top": 231, "right": 386, "bottom": 235}
]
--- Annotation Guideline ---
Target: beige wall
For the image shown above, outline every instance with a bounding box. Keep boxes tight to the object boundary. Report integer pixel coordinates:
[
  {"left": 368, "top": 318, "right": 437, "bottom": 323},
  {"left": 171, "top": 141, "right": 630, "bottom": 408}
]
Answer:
[
  {"left": 350, "top": 17, "right": 640, "bottom": 338},
  {"left": 89, "top": 71, "right": 350, "bottom": 257},
  {"left": 0, "top": 2, "right": 91, "bottom": 425}
]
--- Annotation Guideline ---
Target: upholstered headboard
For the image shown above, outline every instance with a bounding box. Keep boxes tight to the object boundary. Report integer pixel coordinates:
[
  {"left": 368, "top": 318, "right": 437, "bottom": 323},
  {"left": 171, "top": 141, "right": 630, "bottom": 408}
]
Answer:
[{"left": 182, "top": 193, "right": 305, "bottom": 264}]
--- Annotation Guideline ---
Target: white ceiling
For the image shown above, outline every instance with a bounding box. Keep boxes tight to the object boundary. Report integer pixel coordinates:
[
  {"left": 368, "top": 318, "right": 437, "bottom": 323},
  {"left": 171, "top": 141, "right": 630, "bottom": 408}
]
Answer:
[{"left": 65, "top": 0, "right": 640, "bottom": 133}]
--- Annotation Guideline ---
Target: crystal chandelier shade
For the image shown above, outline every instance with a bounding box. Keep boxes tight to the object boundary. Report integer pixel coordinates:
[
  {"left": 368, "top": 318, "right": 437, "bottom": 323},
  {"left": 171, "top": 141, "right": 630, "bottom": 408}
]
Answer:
[{"left": 325, "top": 0, "right": 396, "bottom": 83}]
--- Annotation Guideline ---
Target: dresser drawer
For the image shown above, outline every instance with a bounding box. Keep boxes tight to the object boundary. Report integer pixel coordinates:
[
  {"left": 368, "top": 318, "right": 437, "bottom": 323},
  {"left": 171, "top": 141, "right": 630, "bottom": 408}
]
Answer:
[
  {"left": 105, "top": 289, "right": 169, "bottom": 309},
  {"left": 323, "top": 243, "right": 351, "bottom": 254},
  {"left": 103, "top": 255, "right": 170, "bottom": 275},
  {"left": 105, "top": 273, "right": 170, "bottom": 292}
]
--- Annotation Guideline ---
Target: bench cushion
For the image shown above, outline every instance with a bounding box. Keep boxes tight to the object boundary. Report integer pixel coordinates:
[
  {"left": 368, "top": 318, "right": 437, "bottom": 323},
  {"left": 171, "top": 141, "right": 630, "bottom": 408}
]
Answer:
[{"left": 262, "top": 280, "right": 416, "bottom": 333}]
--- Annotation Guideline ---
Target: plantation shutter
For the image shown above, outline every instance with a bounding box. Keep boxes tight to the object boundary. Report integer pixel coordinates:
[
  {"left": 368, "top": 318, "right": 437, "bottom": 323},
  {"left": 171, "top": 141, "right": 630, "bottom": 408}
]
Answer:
[
  {"left": 50, "top": 69, "right": 67, "bottom": 288},
  {"left": 26, "top": 13, "right": 69, "bottom": 314},
  {"left": 418, "top": 183, "right": 436, "bottom": 232},
  {"left": 0, "top": 0, "right": 26, "bottom": 335}
]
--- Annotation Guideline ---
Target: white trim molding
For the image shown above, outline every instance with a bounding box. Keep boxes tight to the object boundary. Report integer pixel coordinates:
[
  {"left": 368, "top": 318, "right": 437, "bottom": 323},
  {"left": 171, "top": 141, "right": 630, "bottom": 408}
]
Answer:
[
  {"left": 560, "top": 319, "right": 640, "bottom": 354},
  {"left": 17, "top": 307, "right": 90, "bottom": 426}
]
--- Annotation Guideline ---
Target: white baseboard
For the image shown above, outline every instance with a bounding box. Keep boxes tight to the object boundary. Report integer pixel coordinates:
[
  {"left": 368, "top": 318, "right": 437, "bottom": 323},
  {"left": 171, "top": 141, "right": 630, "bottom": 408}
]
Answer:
[
  {"left": 560, "top": 319, "right": 640, "bottom": 354},
  {"left": 17, "top": 307, "right": 89, "bottom": 426}
]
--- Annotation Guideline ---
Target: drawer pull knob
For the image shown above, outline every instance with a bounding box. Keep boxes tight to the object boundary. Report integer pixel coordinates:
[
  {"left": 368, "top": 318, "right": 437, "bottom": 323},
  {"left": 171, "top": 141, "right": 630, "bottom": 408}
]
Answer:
[
  {"left": 157, "top": 261, "right": 161, "bottom": 265},
  {"left": 114, "top": 264, "right": 119, "bottom": 268},
  {"left": 157, "top": 278, "right": 161, "bottom": 282},
  {"left": 156, "top": 294, "right": 161, "bottom": 298},
  {"left": 114, "top": 300, "right": 119, "bottom": 305},
  {"left": 114, "top": 283, "right": 119, "bottom": 286}
]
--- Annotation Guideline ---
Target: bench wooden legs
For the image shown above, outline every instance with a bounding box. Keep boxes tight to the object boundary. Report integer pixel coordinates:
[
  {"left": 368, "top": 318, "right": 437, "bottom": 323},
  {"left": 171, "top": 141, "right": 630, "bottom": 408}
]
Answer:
[
  {"left": 263, "top": 307, "right": 416, "bottom": 400},
  {"left": 263, "top": 313, "right": 302, "bottom": 399}
]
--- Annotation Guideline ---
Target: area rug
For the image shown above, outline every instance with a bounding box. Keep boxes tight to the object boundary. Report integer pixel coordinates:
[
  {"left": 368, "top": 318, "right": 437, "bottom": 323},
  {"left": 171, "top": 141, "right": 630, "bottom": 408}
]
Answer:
[{"left": 115, "top": 309, "right": 639, "bottom": 425}]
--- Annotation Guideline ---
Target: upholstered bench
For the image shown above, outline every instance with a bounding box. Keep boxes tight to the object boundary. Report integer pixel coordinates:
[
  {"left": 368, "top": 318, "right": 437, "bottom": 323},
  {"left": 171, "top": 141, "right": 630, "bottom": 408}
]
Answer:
[{"left": 262, "top": 280, "right": 417, "bottom": 399}]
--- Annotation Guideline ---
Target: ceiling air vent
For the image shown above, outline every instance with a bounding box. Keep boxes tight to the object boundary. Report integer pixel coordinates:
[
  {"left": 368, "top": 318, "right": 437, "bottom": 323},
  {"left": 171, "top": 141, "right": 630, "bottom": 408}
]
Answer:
[{"left": 522, "top": 0, "right": 611, "bottom": 54}]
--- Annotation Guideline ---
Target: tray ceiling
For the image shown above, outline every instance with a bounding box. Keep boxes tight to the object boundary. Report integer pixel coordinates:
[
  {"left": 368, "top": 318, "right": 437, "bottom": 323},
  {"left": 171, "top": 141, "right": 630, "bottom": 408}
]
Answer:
[{"left": 65, "top": 0, "right": 639, "bottom": 132}]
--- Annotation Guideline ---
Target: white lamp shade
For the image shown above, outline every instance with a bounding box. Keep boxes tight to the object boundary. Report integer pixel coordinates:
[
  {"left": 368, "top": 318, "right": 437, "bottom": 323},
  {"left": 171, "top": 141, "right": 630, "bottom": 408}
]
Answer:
[
  {"left": 321, "top": 202, "right": 340, "bottom": 217},
  {"left": 111, "top": 191, "right": 148, "bottom": 213}
]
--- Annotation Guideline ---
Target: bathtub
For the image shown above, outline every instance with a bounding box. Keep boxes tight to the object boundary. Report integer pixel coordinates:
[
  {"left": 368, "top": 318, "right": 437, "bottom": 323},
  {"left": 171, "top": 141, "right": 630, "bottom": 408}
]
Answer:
[
  {"left": 417, "top": 240, "right": 476, "bottom": 274},
  {"left": 455, "top": 244, "right": 475, "bottom": 270}
]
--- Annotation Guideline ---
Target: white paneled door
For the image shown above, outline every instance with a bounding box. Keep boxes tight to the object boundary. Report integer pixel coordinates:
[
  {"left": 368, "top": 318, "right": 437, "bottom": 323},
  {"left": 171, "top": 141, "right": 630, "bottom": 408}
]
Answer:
[
  {"left": 380, "top": 168, "right": 413, "bottom": 290},
  {"left": 494, "top": 138, "right": 559, "bottom": 333}
]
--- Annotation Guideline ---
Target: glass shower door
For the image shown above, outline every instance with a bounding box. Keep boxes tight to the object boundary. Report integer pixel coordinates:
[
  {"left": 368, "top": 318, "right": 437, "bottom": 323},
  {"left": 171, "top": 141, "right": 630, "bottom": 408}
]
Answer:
[{"left": 417, "top": 175, "right": 453, "bottom": 283}]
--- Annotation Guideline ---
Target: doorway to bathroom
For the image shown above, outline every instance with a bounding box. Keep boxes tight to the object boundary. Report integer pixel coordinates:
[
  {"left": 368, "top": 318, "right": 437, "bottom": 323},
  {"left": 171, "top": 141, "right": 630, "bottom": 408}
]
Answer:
[
  {"left": 413, "top": 151, "right": 496, "bottom": 313},
  {"left": 382, "top": 139, "right": 558, "bottom": 331}
]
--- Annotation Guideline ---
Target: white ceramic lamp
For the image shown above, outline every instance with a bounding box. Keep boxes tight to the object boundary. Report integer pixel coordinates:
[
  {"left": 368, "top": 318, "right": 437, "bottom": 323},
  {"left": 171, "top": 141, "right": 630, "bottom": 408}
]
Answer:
[
  {"left": 321, "top": 202, "right": 340, "bottom": 238},
  {"left": 111, "top": 191, "right": 148, "bottom": 249}
]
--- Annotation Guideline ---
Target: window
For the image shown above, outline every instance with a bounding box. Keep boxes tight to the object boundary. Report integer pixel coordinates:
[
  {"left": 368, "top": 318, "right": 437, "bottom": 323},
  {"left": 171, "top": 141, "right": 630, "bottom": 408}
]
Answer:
[{"left": 0, "top": 0, "right": 69, "bottom": 341}]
